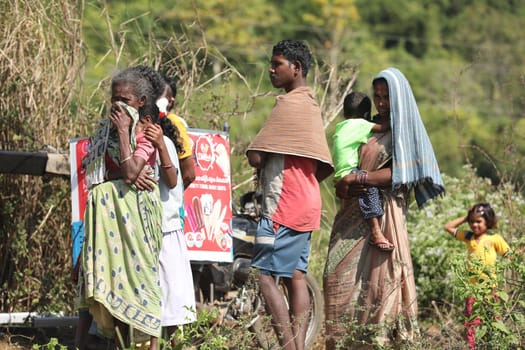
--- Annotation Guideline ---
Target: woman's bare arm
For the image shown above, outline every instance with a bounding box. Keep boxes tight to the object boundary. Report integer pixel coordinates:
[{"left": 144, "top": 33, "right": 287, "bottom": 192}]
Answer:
[
  {"left": 144, "top": 124, "right": 178, "bottom": 189},
  {"left": 362, "top": 167, "right": 392, "bottom": 186},
  {"left": 180, "top": 157, "right": 196, "bottom": 189},
  {"left": 335, "top": 167, "right": 392, "bottom": 199}
]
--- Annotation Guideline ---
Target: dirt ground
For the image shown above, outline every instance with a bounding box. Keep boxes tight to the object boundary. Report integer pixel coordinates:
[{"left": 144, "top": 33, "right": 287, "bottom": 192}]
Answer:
[
  {"left": 0, "top": 323, "right": 456, "bottom": 350},
  {"left": 0, "top": 327, "right": 327, "bottom": 350},
  {"left": 0, "top": 327, "right": 77, "bottom": 350}
]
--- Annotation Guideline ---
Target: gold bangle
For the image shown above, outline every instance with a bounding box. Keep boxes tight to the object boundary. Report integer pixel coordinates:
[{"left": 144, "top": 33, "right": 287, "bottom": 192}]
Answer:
[{"left": 120, "top": 155, "right": 132, "bottom": 164}]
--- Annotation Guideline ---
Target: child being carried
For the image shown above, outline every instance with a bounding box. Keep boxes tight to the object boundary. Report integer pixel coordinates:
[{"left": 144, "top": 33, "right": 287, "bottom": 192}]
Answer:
[{"left": 332, "top": 92, "right": 393, "bottom": 252}]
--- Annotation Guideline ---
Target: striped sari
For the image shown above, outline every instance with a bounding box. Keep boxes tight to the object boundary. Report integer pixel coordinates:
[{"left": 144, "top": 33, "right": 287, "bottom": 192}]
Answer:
[
  {"left": 324, "top": 68, "right": 444, "bottom": 348},
  {"left": 324, "top": 131, "right": 419, "bottom": 349}
]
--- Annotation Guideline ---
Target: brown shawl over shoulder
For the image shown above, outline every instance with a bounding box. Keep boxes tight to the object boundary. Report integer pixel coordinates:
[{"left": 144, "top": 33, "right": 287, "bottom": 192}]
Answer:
[{"left": 247, "top": 86, "right": 334, "bottom": 182}]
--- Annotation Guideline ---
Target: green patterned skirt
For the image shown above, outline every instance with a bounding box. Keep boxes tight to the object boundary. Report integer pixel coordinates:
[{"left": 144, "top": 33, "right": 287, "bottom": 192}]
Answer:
[{"left": 81, "top": 179, "right": 163, "bottom": 338}]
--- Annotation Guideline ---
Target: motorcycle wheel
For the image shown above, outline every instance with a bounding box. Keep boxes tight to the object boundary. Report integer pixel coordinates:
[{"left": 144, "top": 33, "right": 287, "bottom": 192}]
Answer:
[{"left": 251, "top": 274, "right": 324, "bottom": 350}]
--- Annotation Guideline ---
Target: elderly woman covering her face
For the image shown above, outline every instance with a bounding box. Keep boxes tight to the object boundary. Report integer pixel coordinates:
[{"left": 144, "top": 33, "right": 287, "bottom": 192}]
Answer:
[{"left": 78, "top": 66, "right": 165, "bottom": 346}]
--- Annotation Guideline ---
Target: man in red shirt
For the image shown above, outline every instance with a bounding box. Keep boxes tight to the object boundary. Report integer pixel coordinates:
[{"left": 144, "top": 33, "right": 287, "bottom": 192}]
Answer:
[{"left": 247, "top": 39, "right": 333, "bottom": 350}]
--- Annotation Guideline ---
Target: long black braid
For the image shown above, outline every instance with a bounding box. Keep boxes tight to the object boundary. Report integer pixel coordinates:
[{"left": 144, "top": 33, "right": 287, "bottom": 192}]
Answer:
[
  {"left": 159, "top": 73, "right": 184, "bottom": 155},
  {"left": 159, "top": 116, "right": 183, "bottom": 154}
]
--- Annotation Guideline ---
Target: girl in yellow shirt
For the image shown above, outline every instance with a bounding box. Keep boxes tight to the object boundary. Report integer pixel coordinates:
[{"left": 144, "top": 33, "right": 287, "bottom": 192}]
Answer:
[
  {"left": 444, "top": 202, "right": 510, "bottom": 350},
  {"left": 444, "top": 203, "right": 510, "bottom": 275}
]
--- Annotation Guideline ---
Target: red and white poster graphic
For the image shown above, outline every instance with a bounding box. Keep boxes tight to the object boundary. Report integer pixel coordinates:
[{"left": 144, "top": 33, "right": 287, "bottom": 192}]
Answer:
[
  {"left": 184, "top": 129, "right": 232, "bottom": 262},
  {"left": 70, "top": 137, "right": 90, "bottom": 266},
  {"left": 69, "top": 129, "right": 232, "bottom": 265}
]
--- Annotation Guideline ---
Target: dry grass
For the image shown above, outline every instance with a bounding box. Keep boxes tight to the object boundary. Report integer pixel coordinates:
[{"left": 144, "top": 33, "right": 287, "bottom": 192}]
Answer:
[
  {"left": 0, "top": 0, "right": 85, "bottom": 313},
  {"left": 0, "top": 0, "right": 252, "bottom": 314},
  {"left": 0, "top": 0, "right": 86, "bottom": 150}
]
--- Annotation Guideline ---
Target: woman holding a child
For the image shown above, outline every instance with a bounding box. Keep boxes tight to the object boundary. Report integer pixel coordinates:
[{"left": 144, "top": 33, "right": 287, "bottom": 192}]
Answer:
[{"left": 323, "top": 67, "right": 445, "bottom": 349}]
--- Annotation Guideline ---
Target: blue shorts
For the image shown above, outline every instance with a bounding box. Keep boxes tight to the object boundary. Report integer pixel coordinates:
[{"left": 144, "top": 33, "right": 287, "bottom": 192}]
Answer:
[{"left": 251, "top": 216, "right": 311, "bottom": 278}]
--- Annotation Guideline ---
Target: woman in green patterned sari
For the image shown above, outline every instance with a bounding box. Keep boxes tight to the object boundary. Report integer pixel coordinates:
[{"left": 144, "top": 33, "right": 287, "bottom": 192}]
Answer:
[{"left": 79, "top": 66, "right": 165, "bottom": 348}]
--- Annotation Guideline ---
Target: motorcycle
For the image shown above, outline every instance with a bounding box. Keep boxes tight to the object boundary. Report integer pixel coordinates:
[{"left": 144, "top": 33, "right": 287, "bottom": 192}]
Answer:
[{"left": 191, "top": 191, "right": 324, "bottom": 349}]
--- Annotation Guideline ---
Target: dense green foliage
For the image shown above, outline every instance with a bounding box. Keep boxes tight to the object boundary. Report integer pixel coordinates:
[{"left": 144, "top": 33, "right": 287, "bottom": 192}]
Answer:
[
  {"left": 411, "top": 167, "right": 525, "bottom": 348},
  {"left": 79, "top": 0, "right": 525, "bottom": 188}
]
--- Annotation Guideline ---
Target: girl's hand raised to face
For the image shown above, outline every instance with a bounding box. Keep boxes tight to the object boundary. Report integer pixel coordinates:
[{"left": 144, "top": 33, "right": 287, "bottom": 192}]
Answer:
[
  {"left": 143, "top": 123, "right": 164, "bottom": 149},
  {"left": 109, "top": 103, "right": 132, "bottom": 131}
]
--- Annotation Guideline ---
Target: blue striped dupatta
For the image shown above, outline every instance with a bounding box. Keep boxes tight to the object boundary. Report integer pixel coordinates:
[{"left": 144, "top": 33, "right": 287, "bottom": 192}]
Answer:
[{"left": 375, "top": 68, "right": 445, "bottom": 208}]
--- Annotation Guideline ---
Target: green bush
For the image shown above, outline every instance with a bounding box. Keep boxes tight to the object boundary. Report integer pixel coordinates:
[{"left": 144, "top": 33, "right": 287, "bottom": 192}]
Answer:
[
  {"left": 408, "top": 165, "right": 525, "bottom": 348},
  {"left": 450, "top": 251, "right": 525, "bottom": 348}
]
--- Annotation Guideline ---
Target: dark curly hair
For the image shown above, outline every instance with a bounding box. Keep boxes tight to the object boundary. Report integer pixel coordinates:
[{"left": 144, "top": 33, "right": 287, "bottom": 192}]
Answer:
[
  {"left": 343, "top": 92, "right": 371, "bottom": 119},
  {"left": 372, "top": 77, "right": 388, "bottom": 87},
  {"left": 111, "top": 65, "right": 165, "bottom": 106},
  {"left": 139, "top": 101, "right": 160, "bottom": 123},
  {"left": 468, "top": 202, "right": 497, "bottom": 229},
  {"left": 159, "top": 73, "right": 177, "bottom": 113},
  {"left": 272, "top": 39, "right": 312, "bottom": 78},
  {"left": 161, "top": 73, "right": 177, "bottom": 98}
]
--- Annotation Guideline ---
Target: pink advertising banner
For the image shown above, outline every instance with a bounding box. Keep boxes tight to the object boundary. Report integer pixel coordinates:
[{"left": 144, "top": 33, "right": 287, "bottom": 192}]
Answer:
[
  {"left": 184, "top": 129, "right": 232, "bottom": 262},
  {"left": 69, "top": 129, "right": 232, "bottom": 266}
]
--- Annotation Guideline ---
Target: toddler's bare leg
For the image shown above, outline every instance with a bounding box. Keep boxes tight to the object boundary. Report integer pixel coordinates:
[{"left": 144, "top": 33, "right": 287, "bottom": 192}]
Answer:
[{"left": 368, "top": 217, "right": 394, "bottom": 251}]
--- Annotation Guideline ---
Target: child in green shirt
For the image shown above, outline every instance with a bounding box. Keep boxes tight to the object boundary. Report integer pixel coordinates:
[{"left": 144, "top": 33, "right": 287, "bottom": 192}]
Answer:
[{"left": 332, "top": 92, "right": 392, "bottom": 251}]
